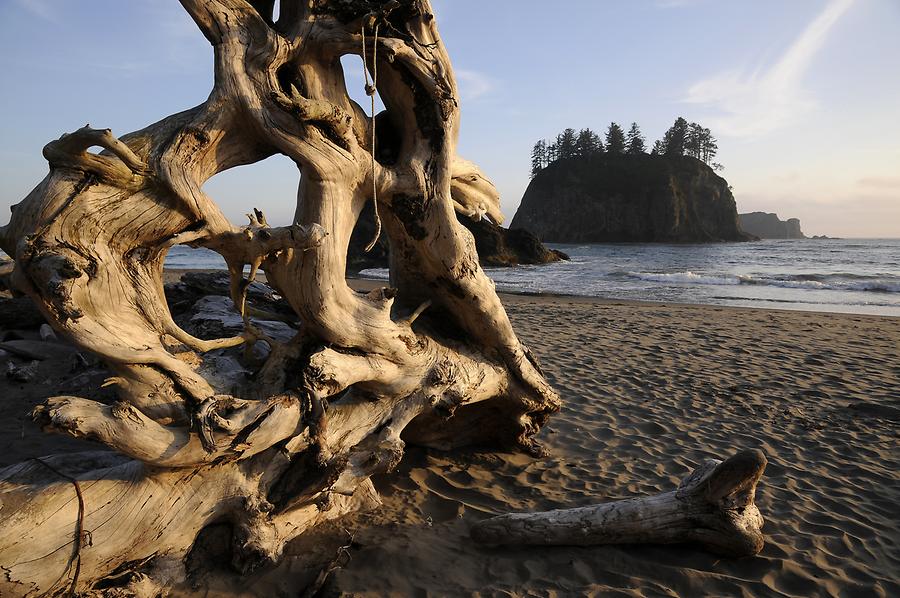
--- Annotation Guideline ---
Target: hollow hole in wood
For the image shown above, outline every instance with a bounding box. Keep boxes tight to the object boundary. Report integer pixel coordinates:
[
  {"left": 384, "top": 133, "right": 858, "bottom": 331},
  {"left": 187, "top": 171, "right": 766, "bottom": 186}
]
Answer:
[
  {"left": 201, "top": 154, "right": 300, "bottom": 228},
  {"left": 340, "top": 54, "right": 387, "bottom": 128},
  {"left": 346, "top": 201, "right": 388, "bottom": 276},
  {"left": 163, "top": 154, "right": 302, "bottom": 341},
  {"left": 275, "top": 63, "right": 304, "bottom": 99},
  {"left": 185, "top": 522, "right": 234, "bottom": 576}
]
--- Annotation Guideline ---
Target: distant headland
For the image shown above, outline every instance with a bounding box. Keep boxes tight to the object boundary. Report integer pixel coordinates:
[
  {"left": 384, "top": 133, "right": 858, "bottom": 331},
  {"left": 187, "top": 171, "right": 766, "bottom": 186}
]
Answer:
[{"left": 737, "top": 212, "right": 805, "bottom": 239}]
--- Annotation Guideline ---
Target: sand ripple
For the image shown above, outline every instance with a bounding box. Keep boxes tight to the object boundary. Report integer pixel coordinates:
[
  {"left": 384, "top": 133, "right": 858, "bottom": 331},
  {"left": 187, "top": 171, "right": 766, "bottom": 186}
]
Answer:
[{"left": 326, "top": 298, "right": 900, "bottom": 597}]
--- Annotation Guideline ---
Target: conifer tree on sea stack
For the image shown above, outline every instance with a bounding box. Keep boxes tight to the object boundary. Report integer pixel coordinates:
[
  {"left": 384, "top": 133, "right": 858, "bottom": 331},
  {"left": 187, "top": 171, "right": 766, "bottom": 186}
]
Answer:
[
  {"left": 547, "top": 141, "right": 558, "bottom": 163},
  {"left": 531, "top": 139, "right": 547, "bottom": 177},
  {"left": 702, "top": 129, "right": 719, "bottom": 165},
  {"left": 556, "top": 128, "right": 578, "bottom": 160},
  {"left": 684, "top": 122, "right": 719, "bottom": 166},
  {"left": 626, "top": 122, "right": 646, "bottom": 155},
  {"left": 663, "top": 116, "right": 689, "bottom": 156},
  {"left": 605, "top": 122, "right": 627, "bottom": 155},
  {"left": 575, "top": 128, "right": 603, "bottom": 158}
]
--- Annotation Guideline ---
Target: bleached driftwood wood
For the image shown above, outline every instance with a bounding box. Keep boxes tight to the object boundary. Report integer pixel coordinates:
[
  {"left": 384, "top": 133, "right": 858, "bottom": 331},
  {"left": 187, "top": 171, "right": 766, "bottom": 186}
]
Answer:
[
  {"left": 471, "top": 449, "right": 768, "bottom": 557},
  {"left": 0, "top": 1, "right": 560, "bottom": 594}
]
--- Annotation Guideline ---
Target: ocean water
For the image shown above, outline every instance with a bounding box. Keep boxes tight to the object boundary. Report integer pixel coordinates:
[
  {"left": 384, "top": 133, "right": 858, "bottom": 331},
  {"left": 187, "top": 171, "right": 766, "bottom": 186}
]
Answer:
[
  {"left": 8, "top": 239, "right": 899, "bottom": 316},
  {"left": 360, "top": 238, "right": 900, "bottom": 317}
]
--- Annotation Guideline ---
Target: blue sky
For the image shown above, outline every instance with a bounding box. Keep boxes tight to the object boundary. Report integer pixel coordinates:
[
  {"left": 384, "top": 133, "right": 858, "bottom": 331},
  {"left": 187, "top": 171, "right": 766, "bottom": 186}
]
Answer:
[{"left": 1, "top": 0, "right": 898, "bottom": 237}]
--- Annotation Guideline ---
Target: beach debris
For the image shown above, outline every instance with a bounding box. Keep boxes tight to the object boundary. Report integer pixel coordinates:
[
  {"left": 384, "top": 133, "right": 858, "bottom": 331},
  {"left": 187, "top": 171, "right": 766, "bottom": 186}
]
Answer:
[
  {"left": 190, "top": 295, "right": 295, "bottom": 342},
  {"left": 70, "top": 352, "right": 92, "bottom": 372},
  {"left": 166, "top": 272, "right": 296, "bottom": 321},
  {"left": 0, "top": 339, "right": 76, "bottom": 361},
  {"left": 180, "top": 271, "right": 279, "bottom": 304},
  {"left": 471, "top": 449, "right": 768, "bottom": 558},
  {"left": 6, "top": 359, "right": 39, "bottom": 382},
  {"left": 39, "top": 323, "right": 57, "bottom": 342},
  {"left": 0, "top": 296, "right": 45, "bottom": 329},
  {"left": 197, "top": 353, "right": 252, "bottom": 396}
]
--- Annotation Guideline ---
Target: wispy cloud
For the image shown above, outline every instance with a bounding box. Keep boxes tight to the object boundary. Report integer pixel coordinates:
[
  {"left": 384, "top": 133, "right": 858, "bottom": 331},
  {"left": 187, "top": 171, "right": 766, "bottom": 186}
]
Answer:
[
  {"left": 858, "top": 176, "right": 900, "bottom": 190},
  {"left": 684, "top": 0, "right": 855, "bottom": 138},
  {"left": 456, "top": 69, "right": 494, "bottom": 102},
  {"left": 14, "top": 0, "right": 57, "bottom": 22},
  {"left": 655, "top": 0, "right": 705, "bottom": 8}
]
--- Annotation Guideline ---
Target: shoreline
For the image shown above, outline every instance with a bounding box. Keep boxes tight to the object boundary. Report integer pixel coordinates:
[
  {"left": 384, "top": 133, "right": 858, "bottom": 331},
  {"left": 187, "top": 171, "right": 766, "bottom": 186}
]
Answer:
[{"left": 166, "top": 268, "right": 900, "bottom": 320}]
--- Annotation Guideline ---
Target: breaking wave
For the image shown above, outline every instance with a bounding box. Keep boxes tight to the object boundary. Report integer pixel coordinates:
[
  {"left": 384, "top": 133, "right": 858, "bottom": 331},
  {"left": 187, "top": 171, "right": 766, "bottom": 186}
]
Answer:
[{"left": 621, "top": 271, "right": 900, "bottom": 293}]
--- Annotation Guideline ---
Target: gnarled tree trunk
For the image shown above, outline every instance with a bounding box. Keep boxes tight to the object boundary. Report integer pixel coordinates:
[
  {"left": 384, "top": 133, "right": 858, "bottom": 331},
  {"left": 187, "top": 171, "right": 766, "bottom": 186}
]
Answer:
[{"left": 0, "top": 1, "right": 559, "bottom": 594}]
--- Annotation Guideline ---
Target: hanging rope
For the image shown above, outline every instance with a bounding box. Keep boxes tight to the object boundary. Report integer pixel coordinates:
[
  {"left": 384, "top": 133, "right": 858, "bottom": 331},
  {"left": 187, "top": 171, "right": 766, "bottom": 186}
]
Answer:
[{"left": 362, "top": 21, "right": 382, "bottom": 253}]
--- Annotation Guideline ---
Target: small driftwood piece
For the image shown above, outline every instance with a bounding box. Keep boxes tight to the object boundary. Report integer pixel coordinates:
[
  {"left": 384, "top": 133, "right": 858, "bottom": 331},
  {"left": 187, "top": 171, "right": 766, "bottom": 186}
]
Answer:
[{"left": 472, "top": 449, "right": 767, "bottom": 557}]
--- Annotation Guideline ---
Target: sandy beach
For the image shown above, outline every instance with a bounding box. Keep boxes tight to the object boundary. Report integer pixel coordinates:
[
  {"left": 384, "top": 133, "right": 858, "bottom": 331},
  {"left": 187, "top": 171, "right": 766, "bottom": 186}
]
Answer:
[{"left": 2, "top": 281, "right": 898, "bottom": 596}]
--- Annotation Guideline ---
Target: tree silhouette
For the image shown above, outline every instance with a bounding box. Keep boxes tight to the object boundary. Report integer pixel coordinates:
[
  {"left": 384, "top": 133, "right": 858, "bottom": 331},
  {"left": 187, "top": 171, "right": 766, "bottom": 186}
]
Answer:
[
  {"left": 662, "top": 117, "right": 689, "bottom": 157},
  {"left": 556, "top": 128, "right": 577, "bottom": 160},
  {"left": 575, "top": 128, "right": 603, "bottom": 158},
  {"left": 531, "top": 140, "right": 547, "bottom": 177},
  {"left": 702, "top": 130, "right": 718, "bottom": 165},
  {"left": 547, "top": 141, "right": 558, "bottom": 163},
  {"left": 531, "top": 119, "right": 721, "bottom": 168},
  {"left": 686, "top": 122, "right": 703, "bottom": 159},
  {"left": 626, "top": 122, "right": 646, "bottom": 155},
  {"left": 685, "top": 122, "right": 718, "bottom": 165},
  {"left": 605, "top": 122, "right": 627, "bottom": 155}
]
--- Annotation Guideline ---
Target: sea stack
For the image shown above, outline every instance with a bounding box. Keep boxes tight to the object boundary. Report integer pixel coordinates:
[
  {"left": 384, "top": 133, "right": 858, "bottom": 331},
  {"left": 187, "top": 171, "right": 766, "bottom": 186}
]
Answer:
[
  {"left": 738, "top": 212, "right": 806, "bottom": 239},
  {"left": 511, "top": 154, "right": 752, "bottom": 243}
]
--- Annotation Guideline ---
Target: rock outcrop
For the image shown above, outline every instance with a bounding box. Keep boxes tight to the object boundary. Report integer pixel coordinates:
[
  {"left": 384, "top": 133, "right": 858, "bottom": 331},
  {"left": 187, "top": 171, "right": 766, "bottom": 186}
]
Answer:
[
  {"left": 511, "top": 155, "right": 752, "bottom": 243},
  {"left": 348, "top": 202, "right": 567, "bottom": 272},
  {"left": 461, "top": 216, "right": 569, "bottom": 267},
  {"left": 738, "top": 212, "right": 806, "bottom": 239}
]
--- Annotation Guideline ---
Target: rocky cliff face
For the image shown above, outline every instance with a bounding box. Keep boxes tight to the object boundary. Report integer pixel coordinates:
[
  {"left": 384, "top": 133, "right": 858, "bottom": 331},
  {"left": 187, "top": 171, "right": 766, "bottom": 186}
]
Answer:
[
  {"left": 738, "top": 212, "right": 805, "bottom": 239},
  {"left": 511, "top": 155, "right": 752, "bottom": 243},
  {"left": 347, "top": 202, "right": 566, "bottom": 273}
]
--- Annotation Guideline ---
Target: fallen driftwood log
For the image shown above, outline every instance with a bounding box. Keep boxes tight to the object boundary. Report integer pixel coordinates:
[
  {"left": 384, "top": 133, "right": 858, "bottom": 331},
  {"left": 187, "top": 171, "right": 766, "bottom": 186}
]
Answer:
[
  {"left": 0, "top": 339, "right": 76, "bottom": 361},
  {"left": 472, "top": 449, "right": 767, "bottom": 557}
]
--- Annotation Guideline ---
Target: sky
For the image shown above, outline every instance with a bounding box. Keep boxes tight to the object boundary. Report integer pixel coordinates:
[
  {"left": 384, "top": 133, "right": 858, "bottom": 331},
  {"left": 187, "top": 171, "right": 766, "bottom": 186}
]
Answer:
[{"left": 1, "top": 0, "right": 898, "bottom": 238}]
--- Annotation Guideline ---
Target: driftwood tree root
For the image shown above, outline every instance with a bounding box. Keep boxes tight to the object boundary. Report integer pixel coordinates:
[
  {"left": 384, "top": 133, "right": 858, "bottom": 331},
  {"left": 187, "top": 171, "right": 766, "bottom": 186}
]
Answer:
[{"left": 0, "top": 0, "right": 560, "bottom": 594}]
